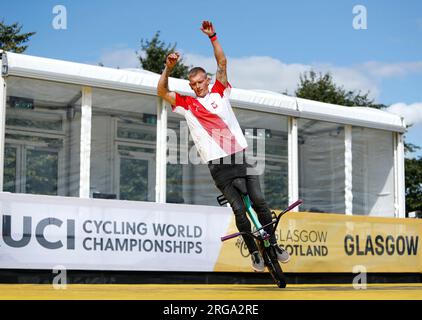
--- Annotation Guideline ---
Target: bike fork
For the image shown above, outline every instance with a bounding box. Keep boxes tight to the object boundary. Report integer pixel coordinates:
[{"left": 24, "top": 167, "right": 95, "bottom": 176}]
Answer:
[{"left": 242, "top": 195, "right": 271, "bottom": 248}]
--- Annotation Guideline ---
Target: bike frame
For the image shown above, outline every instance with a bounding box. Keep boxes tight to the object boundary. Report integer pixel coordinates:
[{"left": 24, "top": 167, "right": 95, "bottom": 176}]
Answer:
[
  {"left": 242, "top": 195, "right": 271, "bottom": 246},
  {"left": 221, "top": 199, "right": 303, "bottom": 243},
  {"left": 220, "top": 196, "right": 302, "bottom": 288},
  {"left": 218, "top": 180, "right": 302, "bottom": 288}
]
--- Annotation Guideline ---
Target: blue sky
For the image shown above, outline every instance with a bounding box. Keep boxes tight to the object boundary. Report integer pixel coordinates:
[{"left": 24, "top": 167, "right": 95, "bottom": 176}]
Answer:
[{"left": 3, "top": 0, "right": 422, "bottom": 156}]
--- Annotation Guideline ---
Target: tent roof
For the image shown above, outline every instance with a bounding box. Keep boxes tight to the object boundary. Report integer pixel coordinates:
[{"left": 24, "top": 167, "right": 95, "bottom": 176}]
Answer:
[{"left": 1, "top": 51, "right": 406, "bottom": 132}]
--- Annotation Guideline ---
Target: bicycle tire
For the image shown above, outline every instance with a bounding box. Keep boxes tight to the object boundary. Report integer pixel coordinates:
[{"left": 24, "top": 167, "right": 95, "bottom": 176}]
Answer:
[{"left": 258, "top": 242, "right": 287, "bottom": 288}]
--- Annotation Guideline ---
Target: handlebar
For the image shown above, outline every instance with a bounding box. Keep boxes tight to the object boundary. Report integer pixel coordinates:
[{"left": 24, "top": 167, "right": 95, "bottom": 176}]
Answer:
[
  {"left": 282, "top": 199, "right": 303, "bottom": 214},
  {"left": 220, "top": 230, "right": 261, "bottom": 242},
  {"left": 221, "top": 232, "right": 241, "bottom": 242},
  {"left": 220, "top": 199, "right": 303, "bottom": 242}
]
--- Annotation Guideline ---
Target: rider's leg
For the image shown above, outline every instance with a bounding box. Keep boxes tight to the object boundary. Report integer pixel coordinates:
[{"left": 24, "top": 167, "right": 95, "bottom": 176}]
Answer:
[
  {"left": 220, "top": 182, "right": 258, "bottom": 254},
  {"left": 220, "top": 182, "right": 265, "bottom": 271},
  {"left": 208, "top": 155, "right": 265, "bottom": 270},
  {"left": 246, "top": 174, "right": 291, "bottom": 263},
  {"left": 208, "top": 156, "right": 255, "bottom": 252},
  {"left": 245, "top": 173, "right": 277, "bottom": 244}
]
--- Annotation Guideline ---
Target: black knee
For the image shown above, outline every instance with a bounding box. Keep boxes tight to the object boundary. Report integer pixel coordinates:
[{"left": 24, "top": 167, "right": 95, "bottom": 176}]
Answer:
[
  {"left": 233, "top": 207, "right": 257, "bottom": 253},
  {"left": 232, "top": 206, "right": 251, "bottom": 233},
  {"left": 252, "top": 195, "right": 267, "bottom": 211}
]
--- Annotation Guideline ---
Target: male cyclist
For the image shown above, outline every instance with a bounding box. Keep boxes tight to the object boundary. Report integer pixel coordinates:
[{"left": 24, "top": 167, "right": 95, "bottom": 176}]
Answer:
[{"left": 157, "top": 21, "right": 289, "bottom": 271}]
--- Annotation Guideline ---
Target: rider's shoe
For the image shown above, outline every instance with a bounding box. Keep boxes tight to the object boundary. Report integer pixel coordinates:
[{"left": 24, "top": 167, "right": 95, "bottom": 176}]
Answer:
[
  {"left": 272, "top": 244, "right": 290, "bottom": 263},
  {"left": 251, "top": 251, "right": 265, "bottom": 272}
]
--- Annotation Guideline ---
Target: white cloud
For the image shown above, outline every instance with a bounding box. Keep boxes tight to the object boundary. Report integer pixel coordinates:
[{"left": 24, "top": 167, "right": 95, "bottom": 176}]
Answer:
[
  {"left": 98, "top": 48, "right": 140, "bottom": 68},
  {"left": 386, "top": 102, "right": 422, "bottom": 125},
  {"left": 360, "top": 61, "right": 422, "bottom": 78},
  {"left": 185, "top": 53, "right": 309, "bottom": 93},
  {"left": 95, "top": 48, "right": 421, "bottom": 105},
  {"left": 318, "top": 64, "right": 380, "bottom": 98},
  {"left": 184, "top": 53, "right": 380, "bottom": 98}
]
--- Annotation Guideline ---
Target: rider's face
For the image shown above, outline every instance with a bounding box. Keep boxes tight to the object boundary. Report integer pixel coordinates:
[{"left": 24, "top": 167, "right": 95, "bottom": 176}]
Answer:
[{"left": 189, "top": 72, "right": 210, "bottom": 98}]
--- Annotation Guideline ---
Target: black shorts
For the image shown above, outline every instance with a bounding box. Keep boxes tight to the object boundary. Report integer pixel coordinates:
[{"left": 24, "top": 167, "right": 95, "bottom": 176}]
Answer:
[{"left": 207, "top": 151, "right": 247, "bottom": 190}]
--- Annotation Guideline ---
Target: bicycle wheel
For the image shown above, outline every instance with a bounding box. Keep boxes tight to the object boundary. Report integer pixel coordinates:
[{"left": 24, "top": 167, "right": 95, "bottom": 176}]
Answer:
[{"left": 258, "top": 242, "right": 287, "bottom": 288}]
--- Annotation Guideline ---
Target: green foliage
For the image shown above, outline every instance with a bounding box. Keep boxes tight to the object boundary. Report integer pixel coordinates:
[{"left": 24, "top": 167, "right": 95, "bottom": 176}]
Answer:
[
  {"left": 0, "top": 20, "right": 35, "bottom": 53},
  {"left": 405, "top": 157, "right": 422, "bottom": 212},
  {"left": 138, "top": 31, "right": 190, "bottom": 79},
  {"left": 119, "top": 157, "right": 149, "bottom": 201},
  {"left": 404, "top": 141, "right": 420, "bottom": 154},
  {"left": 25, "top": 150, "right": 58, "bottom": 195},
  {"left": 404, "top": 129, "right": 422, "bottom": 214},
  {"left": 3, "top": 146, "right": 17, "bottom": 193},
  {"left": 295, "top": 70, "right": 385, "bottom": 108},
  {"left": 4, "top": 146, "right": 58, "bottom": 195}
]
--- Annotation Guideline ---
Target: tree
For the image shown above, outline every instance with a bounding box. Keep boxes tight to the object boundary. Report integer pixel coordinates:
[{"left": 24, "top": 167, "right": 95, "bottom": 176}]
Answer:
[
  {"left": 295, "top": 70, "right": 385, "bottom": 108},
  {"left": 404, "top": 140, "right": 421, "bottom": 213},
  {"left": 404, "top": 136, "right": 420, "bottom": 154},
  {"left": 404, "top": 157, "right": 422, "bottom": 213},
  {"left": 0, "top": 20, "right": 35, "bottom": 53},
  {"left": 294, "top": 69, "right": 421, "bottom": 214},
  {"left": 137, "top": 31, "right": 189, "bottom": 79}
]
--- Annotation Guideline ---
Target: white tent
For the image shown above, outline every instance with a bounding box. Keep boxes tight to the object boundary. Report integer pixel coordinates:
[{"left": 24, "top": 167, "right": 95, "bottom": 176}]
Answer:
[
  {"left": 0, "top": 51, "right": 407, "bottom": 217},
  {"left": 2, "top": 51, "right": 405, "bottom": 132}
]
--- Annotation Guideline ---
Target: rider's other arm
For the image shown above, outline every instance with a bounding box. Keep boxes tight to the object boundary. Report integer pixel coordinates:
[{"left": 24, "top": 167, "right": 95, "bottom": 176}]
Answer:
[
  {"left": 157, "top": 52, "right": 178, "bottom": 106},
  {"left": 201, "top": 21, "right": 228, "bottom": 86}
]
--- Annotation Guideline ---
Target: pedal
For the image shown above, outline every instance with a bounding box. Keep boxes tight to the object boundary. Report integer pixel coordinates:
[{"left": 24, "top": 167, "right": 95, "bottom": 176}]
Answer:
[
  {"left": 261, "top": 231, "right": 270, "bottom": 240},
  {"left": 217, "top": 194, "right": 228, "bottom": 206}
]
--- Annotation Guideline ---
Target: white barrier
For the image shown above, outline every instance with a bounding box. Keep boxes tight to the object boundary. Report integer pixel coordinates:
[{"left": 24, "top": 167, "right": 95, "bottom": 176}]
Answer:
[{"left": 0, "top": 193, "right": 232, "bottom": 271}]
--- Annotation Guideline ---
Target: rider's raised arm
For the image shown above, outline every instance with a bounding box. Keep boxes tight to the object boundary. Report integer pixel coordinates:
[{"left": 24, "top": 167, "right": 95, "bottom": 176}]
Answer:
[
  {"left": 201, "top": 21, "right": 228, "bottom": 86},
  {"left": 157, "top": 52, "right": 179, "bottom": 106}
]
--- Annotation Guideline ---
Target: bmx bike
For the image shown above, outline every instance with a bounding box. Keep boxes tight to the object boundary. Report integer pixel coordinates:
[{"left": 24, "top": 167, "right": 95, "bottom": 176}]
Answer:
[{"left": 218, "top": 177, "right": 302, "bottom": 288}]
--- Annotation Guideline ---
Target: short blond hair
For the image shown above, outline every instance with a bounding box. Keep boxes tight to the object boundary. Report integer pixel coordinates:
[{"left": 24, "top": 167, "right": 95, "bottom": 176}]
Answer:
[{"left": 188, "top": 67, "right": 207, "bottom": 79}]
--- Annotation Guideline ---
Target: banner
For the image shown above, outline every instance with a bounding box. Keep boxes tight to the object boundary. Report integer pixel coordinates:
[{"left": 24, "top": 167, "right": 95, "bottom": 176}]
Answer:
[
  {"left": 0, "top": 193, "right": 231, "bottom": 271},
  {"left": 1, "top": 192, "right": 421, "bottom": 273},
  {"left": 215, "top": 211, "right": 422, "bottom": 273}
]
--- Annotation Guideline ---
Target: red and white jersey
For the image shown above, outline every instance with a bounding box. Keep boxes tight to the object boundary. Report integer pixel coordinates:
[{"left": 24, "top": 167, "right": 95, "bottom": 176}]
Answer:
[{"left": 171, "top": 80, "right": 248, "bottom": 163}]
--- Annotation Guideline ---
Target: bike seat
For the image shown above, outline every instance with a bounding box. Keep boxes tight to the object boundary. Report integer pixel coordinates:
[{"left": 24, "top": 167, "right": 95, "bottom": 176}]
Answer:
[{"left": 232, "top": 177, "right": 248, "bottom": 195}]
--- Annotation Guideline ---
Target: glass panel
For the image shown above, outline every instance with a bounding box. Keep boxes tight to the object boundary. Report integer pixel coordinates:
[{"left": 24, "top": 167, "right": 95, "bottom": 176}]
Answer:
[
  {"left": 4, "top": 146, "right": 17, "bottom": 193},
  {"left": 25, "top": 149, "right": 58, "bottom": 195},
  {"left": 234, "top": 109, "right": 289, "bottom": 211},
  {"left": 6, "top": 114, "right": 63, "bottom": 131},
  {"left": 166, "top": 108, "right": 289, "bottom": 209},
  {"left": 6, "top": 133, "right": 63, "bottom": 148},
  {"left": 166, "top": 114, "right": 220, "bottom": 206},
  {"left": 166, "top": 163, "right": 184, "bottom": 203},
  {"left": 298, "top": 119, "right": 345, "bottom": 214},
  {"left": 166, "top": 118, "right": 184, "bottom": 203},
  {"left": 119, "top": 157, "right": 149, "bottom": 201},
  {"left": 117, "top": 125, "right": 156, "bottom": 142},
  {"left": 352, "top": 127, "right": 395, "bottom": 216},
  {"left": 4, "top": 77, "right": 82, "bottom": 197},
  {"left": 90, "top": 88, "right": 157, "bottom": 201}
]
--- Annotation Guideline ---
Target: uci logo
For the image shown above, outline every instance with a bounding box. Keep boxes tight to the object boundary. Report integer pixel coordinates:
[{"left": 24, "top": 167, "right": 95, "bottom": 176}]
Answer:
[{"left": 1, "top": 215, "right": 75, "bottom": 250}]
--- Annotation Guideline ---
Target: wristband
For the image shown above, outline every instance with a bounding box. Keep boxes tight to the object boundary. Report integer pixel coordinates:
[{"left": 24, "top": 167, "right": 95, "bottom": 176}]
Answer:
[{"left": 209, "top": 33, "right": 217, "bottom": 42}]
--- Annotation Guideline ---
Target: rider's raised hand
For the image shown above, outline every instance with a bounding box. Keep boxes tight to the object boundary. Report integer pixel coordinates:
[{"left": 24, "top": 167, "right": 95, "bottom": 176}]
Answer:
[
  {"left": 166, "top": 52, "right": 180, "bottom": 69},
  {"left": 200, "top": 20, "right": 215, "bottom": 37}
]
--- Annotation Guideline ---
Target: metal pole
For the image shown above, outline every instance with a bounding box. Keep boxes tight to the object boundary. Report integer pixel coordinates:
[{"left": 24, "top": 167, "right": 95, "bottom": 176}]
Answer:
[
  {"left": 79, "top": 86, "right": 92, "bottom": 198},
  {"left": 288, "top": 117, "right": 299, "bottom": 210}
]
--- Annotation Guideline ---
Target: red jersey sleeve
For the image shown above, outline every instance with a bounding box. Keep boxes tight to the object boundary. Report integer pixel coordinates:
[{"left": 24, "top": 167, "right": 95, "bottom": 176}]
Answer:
[
  {"left": 211, "top": 80, "right": 231, "bottom": 98},
  {"left": 171, "top": 93, "right": 190, "bottom": 113}
]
